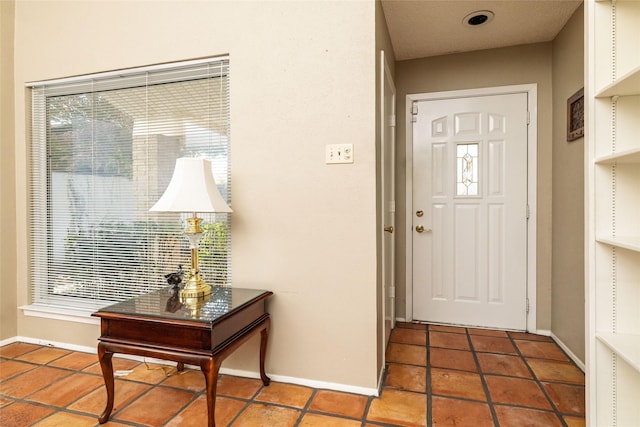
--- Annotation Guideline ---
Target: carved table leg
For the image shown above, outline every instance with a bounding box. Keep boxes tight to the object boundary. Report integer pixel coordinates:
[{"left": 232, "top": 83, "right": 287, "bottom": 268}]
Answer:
[
  {"left": 97, "top": 343, "right": 115, "bottom": 424},
  {"left": 259, "top": 319, "right": 271, "bottom": 386},
  {"left": 201, "top": 358, "right": 222, "bottom": 427}
]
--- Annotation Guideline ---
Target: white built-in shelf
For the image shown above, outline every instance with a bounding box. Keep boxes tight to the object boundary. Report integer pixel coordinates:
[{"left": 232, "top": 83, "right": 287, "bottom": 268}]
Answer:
[
  {"left": 589, "top": 0, "right": 640, "bottom": 423},
  {"left": 595, "top": 148, "right": 640, "bottom": 165},
  {"left": 597, "top": 332, "right": 640, "bottom": 373},
  {"left": 596, "top": 236, "right": 640, "bottom": 252},
  {"left": 596, "top": 65, "right": 640, "bottom": 98}
]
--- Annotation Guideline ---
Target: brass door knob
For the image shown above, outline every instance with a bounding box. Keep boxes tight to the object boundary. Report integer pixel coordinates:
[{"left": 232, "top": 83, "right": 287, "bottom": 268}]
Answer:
[
  {"left": 384, "top": 226, "right": 394, "bottom": 234},
  {"left": 415, "top": 225, "right": 432, "bottom": 233}
]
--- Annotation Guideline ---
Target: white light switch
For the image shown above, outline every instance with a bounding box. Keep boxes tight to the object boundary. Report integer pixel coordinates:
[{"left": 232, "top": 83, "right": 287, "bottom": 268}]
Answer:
[{"left": 325, "top": 143, "right": 354, "bottom": 164}]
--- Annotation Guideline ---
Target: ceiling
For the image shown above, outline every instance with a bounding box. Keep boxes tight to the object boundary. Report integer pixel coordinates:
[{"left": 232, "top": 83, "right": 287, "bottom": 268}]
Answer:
[{"left": 381, "top": 0, "right": 583, "bottom": 61}]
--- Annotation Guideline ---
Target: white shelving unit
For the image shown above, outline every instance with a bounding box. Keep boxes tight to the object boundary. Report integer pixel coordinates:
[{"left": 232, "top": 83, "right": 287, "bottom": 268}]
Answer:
[{"left": 586, "top": 0, "right": 640, "bottom": 425}]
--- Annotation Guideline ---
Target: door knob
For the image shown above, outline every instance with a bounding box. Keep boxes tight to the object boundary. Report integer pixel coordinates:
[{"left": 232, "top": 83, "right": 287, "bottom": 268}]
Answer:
[
  {"left": 384, "top": 226, "right": 394, "bottom": 234},
  {"left": 415, "top": 225, "right": 432, "bottom": 233}
]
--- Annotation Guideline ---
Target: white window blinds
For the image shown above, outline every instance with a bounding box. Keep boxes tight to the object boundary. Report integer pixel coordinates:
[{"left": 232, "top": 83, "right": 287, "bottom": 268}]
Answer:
[{"left": 28, "top": 57, "right": 231, "bottom": 311}]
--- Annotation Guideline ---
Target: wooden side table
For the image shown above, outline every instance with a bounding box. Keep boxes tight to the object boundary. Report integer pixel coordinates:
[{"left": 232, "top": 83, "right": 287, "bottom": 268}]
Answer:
[{"left": 92, "top": 286, "right": 273, "bottom": 427}]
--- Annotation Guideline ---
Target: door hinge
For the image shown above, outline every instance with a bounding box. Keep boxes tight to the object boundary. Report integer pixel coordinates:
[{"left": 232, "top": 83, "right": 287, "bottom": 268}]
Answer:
[
  {"left": 526, "top": 204, "right": 530, "bottom": 220},
  {"left": 389, "top": 114, "right": 396, "bottom": 128},
  {"left": 411, "top": 102, "right": 418, "bottom": 123},
  {"left": 388, "top": 200, "right": 396, "bottom": 213},
  {"left": 526, "top": 298, "right": 530, "bottom": 314},
  {"left": 527, "top": 111, "right": 531, "bottom": 125}
]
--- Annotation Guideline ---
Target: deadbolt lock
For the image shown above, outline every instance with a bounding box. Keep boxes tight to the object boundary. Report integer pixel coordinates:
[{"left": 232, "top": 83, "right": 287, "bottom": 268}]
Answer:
[{"left": 416, "top": 210, "right": 424, "bottom": 217}]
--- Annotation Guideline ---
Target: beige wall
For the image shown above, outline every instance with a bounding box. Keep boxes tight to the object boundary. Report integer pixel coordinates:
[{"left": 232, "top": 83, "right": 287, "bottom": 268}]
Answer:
[
  {"left": 0, "top": 0, "right": 17, "bottom": 342},
  {"left": 394, "top": 43, "right": 554, "bottom": 331},
  {"left": 9, "top": 0, "right": 381, "bottom": 390},
  {"left": 551, "top": 5, "right": 585, "bottom": 363}
]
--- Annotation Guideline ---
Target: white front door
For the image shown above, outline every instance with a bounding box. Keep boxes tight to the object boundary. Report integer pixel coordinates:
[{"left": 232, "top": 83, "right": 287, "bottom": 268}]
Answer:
[{"left": 412, "top": 92, "right": 529, "bottom": 330}]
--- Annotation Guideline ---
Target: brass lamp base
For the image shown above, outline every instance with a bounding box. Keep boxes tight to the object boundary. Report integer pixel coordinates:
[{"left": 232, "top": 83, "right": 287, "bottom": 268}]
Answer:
[
  {"left": 179, "top": 275, "right": 211, "bottom": 318},
  {"left": 179, "top": 283, "right": 211, "bottom": 319},
  {"left": 179, "top": 276, "right": 212, "bottom": 299}
]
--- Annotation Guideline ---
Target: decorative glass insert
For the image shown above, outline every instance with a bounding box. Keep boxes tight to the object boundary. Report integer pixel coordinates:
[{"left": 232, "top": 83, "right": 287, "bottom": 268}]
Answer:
[{"left": 456, "top": 143, "right": 479, "bottom": 196}]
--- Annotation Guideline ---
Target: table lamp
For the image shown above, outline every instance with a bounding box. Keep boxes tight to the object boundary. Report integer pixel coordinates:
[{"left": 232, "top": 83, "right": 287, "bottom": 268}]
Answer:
[{"left": 150, "top": 157, "right": 232, "bottom": 300}]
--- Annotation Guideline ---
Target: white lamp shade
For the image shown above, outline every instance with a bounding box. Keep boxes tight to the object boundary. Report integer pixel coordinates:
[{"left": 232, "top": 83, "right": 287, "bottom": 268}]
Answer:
[{"left": 149, "top": 157, "right": 232, "bottom": 213}]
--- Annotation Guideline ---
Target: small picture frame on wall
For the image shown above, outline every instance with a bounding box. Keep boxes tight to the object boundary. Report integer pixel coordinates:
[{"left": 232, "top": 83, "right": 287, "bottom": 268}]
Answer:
[{"left": 567, "top": 88, "right": 584, "bottom": 141}]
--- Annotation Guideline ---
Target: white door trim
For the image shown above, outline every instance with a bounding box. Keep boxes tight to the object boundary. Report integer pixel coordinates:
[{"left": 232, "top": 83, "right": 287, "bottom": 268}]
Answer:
[
  {"left": 380, "top": 49, "right": 396, "bottom": 362},
  {"left": 405, "top": 84, "right": 538, "bottom": 332}
]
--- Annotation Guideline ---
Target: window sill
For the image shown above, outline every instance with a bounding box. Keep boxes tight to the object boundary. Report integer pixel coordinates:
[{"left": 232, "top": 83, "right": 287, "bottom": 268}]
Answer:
[{"left": 20, "top": 304, "right": 100, "bottom": 325}]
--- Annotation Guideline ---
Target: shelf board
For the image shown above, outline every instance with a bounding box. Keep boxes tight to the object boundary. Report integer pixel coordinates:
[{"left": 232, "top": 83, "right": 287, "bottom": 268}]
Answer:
[
  {"left": 596, "top": 236, "right": 640, "bottom": 252},
  {"left": 597, "top": 332, "right": 640, "bottom": 373},
  {"left": 595, "top": 148, "right": 640, "bottom": 165},
  {"left": 596, "top": 65, "right": 640, "bottom": 98}
]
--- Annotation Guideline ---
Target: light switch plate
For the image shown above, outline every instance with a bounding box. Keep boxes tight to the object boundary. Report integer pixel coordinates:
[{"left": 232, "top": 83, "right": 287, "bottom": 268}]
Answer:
[{"left": 325, "top": 143, "right": 354, "bottom": 164}]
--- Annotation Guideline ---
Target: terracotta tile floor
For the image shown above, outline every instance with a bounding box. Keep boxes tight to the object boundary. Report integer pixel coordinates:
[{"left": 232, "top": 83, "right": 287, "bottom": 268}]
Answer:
[{"left": 0, "top": 322, "right": 585, "bottom": 426}]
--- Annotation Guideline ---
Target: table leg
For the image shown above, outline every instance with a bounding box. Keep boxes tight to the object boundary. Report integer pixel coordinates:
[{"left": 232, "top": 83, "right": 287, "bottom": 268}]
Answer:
[
  {"left": 97, "top": 343, "right": 115, "bottom": 424},
  {"left": 259, "top": 322, "right": 271, "bottom": 386},
  {"left": 201, "top": 358, "right": 222, "bottom": 427}
]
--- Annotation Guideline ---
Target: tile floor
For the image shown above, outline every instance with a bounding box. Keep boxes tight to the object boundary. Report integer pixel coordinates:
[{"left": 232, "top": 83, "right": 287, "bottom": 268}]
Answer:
[{"left": 0, "top": 322, "right": 585, "bottom": 426}]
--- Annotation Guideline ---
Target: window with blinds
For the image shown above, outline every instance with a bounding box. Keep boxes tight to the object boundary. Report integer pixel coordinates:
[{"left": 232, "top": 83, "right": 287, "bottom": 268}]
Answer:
[{"left": 28, "top": 57, "right": 231, "bottom": 311}]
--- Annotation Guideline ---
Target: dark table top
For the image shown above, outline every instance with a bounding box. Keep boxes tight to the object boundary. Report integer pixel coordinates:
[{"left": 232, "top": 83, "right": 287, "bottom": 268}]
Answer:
[{"left": 95, "top": 286, "right": 272, "bottom": 324}]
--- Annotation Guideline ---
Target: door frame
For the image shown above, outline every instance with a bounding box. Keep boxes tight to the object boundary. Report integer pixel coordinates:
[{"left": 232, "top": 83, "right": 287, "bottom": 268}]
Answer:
[
  {"left": 404, "top": 84, "right": 538, "bottom": 332},
  {"left": 380, "top": 50, "right": 396, "bottom": 363}
]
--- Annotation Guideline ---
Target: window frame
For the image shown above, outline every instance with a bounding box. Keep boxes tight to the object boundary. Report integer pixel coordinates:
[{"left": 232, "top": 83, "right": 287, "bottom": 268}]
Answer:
[{"left": 23, "top": 57, "right": 231, "bottom": 319}]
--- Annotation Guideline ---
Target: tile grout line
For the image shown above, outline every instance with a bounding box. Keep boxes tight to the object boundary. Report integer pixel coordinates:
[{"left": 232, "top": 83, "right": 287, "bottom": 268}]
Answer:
[
  {"left": 5, "top": 364, "right": 76, "bottom": 404},
  {"left": 160, "top": 385, "right": 201, "bottom": 427},
  {"left": 49, "top": 359, "right": 111, "bottom": 413},
  {"left": 361, "top": 394, "right": 376, "bottom": 426},
  {"left": 425, "top": 325, "right": 432, "bottom": 427},
  {"left": 508, "top": 332, "right": 572, "bottom": 426},
  {"left": 465, "top": 328, "right": 501, "bottom": 427},
  {"left": 110, "top": 375, "right": 165, "bottom": 424},
  {"left": 292, "top": 388, "right": 317, "bottom": 426},
  {"left": 225, "top": 375, "right": 268, "bottom": 425}
]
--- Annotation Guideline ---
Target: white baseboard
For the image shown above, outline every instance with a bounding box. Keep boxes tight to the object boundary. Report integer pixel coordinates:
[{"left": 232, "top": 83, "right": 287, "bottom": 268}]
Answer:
[
  {"left": 550, "top": 332, "right": 585, "bottom": 372},
  {"left": 534, "top": 329, "right": 586, "bottom": 372},
  {"left": 2, "top": 336, "right": 379, "bottom": 397},
  {"left": 219, "top": 367, "right": 378, "bottom": 396},
  {"left": 0, "top": 336, "right": 18, "bottom": 347},
  {"left": 3, "top": 336, "right": 97, "bottom": 354}
]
